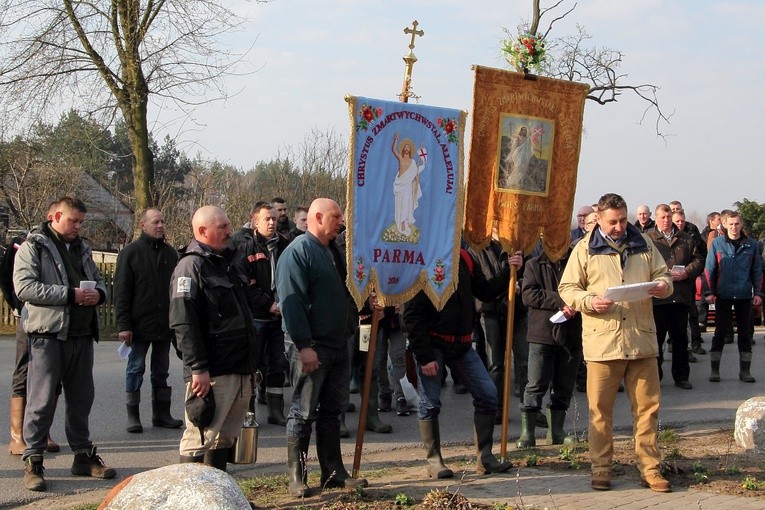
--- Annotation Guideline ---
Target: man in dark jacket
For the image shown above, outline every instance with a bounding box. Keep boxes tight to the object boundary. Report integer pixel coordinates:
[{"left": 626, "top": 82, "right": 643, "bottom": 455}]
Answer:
[
  {"left": 170, "top": 206, "right": 260, "bottom": 471},
  {"left": 232, "top": 203, "right": 290, "bottom": 425},
  {"left": 403, "top": 248, "right": 521, "bottom": 479},
  {"left": 115, "top": 208, "right": 182, "bottom": 433},
  {"left": 516, "top": 245, "right": 582, "bottom": 448},
  {"left": 646, "top": 204, "right": 704, "bottom": 389},
  {"left": 276, "top": 198, "right": 367, "bottom": 497}
]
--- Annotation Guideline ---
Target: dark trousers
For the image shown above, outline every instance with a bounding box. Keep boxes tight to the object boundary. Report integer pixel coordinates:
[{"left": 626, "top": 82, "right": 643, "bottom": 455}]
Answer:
[
  {"left": 711, "top": 298, "right": 753, "bottom": 353},
  {"left": 654, "top": 304, "right": 690, "bottom": 382},
  {"left": 125, "top": 339, "right": 171, "bottom": 392},
  {"left": 253, "top": 319, "right": 288, "bottom": 388},
  {"left": 23, "top": 336, "right": 94, "bottom": 459},
  {"left": 521, "top": 341, "right": 582, "bottom": 412},
  {"left": 11, "top": 320, "right": 28, "bottom": 396}
]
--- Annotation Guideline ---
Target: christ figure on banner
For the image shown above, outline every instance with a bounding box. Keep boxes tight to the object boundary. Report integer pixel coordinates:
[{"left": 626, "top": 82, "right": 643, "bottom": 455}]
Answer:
[
  {"left": 503, "top": 125, "right": 532, "bottom": 189},
  {"left": 391, "top": 132, "right": 427, "bottom": 237}
]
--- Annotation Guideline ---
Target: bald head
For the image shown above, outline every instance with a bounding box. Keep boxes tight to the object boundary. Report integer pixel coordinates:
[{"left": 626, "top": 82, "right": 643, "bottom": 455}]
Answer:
[
  {"left": 192, "top": 206, "right": 232, "bottom": 252},
  {"left": 576, "top": 205, "right": 594, "bottom": 229},
  {"left": 307, "top": 198, "right": 343, "bottom": 245},
  {"left": 636, "top": 204, "right": 651, "bottom": 227}
]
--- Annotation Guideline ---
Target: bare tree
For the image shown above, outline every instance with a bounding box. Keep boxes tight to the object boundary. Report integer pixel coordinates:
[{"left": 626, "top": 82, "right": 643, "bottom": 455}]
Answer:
[
  {"left": 0, "top": 0, "right": 259, "bottom": 222},
  {"left": 515, "top": 0, "right": 672, "bottom": 135}
]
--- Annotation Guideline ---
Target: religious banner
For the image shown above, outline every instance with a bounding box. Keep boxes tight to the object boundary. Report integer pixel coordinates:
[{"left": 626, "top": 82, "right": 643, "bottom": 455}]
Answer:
[
  {"left": 463, "top": 65, "right": 589, "bottom": 261},
  {"left": 345, "top": 95, "right": 467, "bottom": 311}
]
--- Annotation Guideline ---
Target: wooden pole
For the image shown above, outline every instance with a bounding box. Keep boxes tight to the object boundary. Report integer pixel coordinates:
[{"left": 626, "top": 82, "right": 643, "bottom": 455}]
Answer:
[
  {"left": 499, "top": 265, "right": 517, "bottom": 461},
  {"left": 352, "top": 310, "right": 380, "bottom": 478}
]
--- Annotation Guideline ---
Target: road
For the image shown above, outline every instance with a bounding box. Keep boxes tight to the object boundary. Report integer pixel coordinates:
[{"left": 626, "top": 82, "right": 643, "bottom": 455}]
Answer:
[{"left": 1, "top": 330, "right": 764, "bottom": 508}]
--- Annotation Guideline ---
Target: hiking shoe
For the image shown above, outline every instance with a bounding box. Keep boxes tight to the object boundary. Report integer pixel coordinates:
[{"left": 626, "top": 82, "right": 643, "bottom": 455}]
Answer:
[
  {"left": 641, "top": 473, "right": 671, "bottom": 492},
  {"left": 395, "top": 398, "right": 411, "bottom": 416},
  {"left": 71, "top": 447, "right": 116, "bottom": 479},
  {"left": 24, "top": 455, "right": 46, "bottom": 492},
  {"left": 591, "top": 469, "right": 611, "bottom": 491}
]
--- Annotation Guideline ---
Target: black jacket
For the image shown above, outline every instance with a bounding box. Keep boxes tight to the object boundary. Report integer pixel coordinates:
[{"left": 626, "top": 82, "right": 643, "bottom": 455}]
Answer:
[
  {"left": 169, "top": 239, "right": 259, "bottom": 381},
  {"left": 114, "top": 232, "right": 178, "bottom": 342},
  {"left": 645, "top": 227, "right": 703, "bottom": 306},
  {"left": 232, "top": 230, "right": 290, "bottom": 320}
]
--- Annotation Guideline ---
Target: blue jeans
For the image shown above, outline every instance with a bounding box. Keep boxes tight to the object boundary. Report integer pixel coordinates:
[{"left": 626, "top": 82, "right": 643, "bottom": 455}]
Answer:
[
  {"left": 253, "top": 319, "right": 288, "bottom": 387},
  {"left": 521, "top": 342, "right": 581, "bottom": 412},
  {"left": 416, "top": 346, "right": 497, "bottom": 420},
  {"left": 286, "top": 342, "right": 349, "bottom": 438},
  {"left": 125, "top": 340, "right": 171, "bottom": 393}
]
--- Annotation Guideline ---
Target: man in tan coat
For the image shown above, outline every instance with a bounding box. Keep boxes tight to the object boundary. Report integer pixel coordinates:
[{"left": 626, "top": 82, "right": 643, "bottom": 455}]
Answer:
[{"left": 559, "top": 193, "right": 673, "bottom": 493}]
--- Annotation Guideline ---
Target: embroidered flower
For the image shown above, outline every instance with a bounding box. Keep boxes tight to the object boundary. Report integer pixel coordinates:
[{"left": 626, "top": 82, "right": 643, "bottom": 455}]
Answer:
[
  {"left": 355, "top": 256, "right": 366, "bottom": 284},
  {"left": 430, "top": 259, "right": 446, "bottom": 287},
  {"left": 436, "top": 117, "right": 459, "bottom": 144},
  {"left": 356, "top": 104, "right": 383, "bottom": 131}
]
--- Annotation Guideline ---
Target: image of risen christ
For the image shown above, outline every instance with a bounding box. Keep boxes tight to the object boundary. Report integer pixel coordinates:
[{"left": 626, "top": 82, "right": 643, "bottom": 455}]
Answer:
[{"left": 391, "top": 132, "right": 427, "bottom": 236}]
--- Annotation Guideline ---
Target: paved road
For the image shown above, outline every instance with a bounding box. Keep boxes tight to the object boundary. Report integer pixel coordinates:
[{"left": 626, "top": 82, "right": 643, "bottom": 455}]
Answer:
[{"left": 1, "top": 330, "right": 764, "bottom": 508}]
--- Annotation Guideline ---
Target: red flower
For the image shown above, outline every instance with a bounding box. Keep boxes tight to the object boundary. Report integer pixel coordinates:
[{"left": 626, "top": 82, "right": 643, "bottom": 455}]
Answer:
[
  {"left": 363, "top": 108, "right": 374, "bottom": 121},
  {"left": 444, "top": 121, "right": 454, "bottom": 134}
]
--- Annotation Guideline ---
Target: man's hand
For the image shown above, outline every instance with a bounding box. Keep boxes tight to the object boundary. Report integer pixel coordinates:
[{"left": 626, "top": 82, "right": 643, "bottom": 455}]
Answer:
[
  {"left": 508, "top": 250, "right": 523, "bottom": 270},
  {"left": 754, "top": 296, "right": 762, "bottom": 307},
  {"left": 299, "top": 347, "right": 321, "bottom": 374},
  {"left": 561, "top": 305, "right": 577, "bottom": 319},
  {"left": 648, "top": 281, "right": 668, "bottom": 297},
  {"left": 269, "top": 302, "right": 280, "bottom": 315},
  {"left": 191, "top": 371, "right": 211, "bottom": 398},
  {"left": 706, "top": 295, "right": 716, "bottom": 304},
  {"left": 421, "top": 361, "right": 439, "bottom": 377},
  {"left": 74, "top": 288, "right": 99, "bottom": 306},
  {"left": 671, "top": 269, "right": 688, "bottom": 281},
  {"left": 118, "top": 331, "right": 133, "bottom": 346},
  {"left": 591, "top": 296, "right": 614, "bottom": 314}
]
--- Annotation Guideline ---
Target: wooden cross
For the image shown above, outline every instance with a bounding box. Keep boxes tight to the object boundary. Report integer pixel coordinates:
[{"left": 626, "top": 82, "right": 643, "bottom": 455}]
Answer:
[{"left": 404, "top": 20, "right": 424, "bottom": 50}]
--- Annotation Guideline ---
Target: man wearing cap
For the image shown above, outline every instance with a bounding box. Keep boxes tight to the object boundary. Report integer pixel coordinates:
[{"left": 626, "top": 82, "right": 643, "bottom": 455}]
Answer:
[{"left": 170, "top": 206, "right": 260, "bottom": 471}]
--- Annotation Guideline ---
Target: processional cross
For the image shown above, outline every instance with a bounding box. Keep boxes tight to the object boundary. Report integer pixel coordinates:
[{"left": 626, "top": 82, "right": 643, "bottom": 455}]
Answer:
[{"left": 399, "top": 20, "right": 424, "bottom": 103}]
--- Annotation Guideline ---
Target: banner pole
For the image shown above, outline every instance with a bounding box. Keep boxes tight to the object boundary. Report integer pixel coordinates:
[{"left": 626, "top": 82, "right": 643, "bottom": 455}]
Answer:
[
  {"left": 499, "top": 265, "right": 517, "bottom": 461},
  {"left": 352, "top": 308, "right": 380, "bottom": 478}
]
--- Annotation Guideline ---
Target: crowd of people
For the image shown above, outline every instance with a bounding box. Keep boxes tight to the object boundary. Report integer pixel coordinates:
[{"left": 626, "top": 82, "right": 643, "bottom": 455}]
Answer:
[{"left": 2, "top": 192, "right": 763, "bottom": 497}]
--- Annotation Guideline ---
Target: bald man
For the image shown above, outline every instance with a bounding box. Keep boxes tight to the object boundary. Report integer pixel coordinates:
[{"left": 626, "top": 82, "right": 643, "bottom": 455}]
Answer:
[
  {"left": 634, "top": 204, "right": 655, "bottom": 233},
  {"left": 276, "top": 198, "right": 367, "bottom": 497},
  {"left": 170, "top": 206, "right": 260, "bottom": 471}
]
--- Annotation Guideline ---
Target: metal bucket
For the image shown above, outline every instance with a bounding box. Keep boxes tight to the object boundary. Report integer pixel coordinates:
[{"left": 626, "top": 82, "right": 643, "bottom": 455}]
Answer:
[{"left": 229, "top": 413, "right": 258, "bottom": 464}]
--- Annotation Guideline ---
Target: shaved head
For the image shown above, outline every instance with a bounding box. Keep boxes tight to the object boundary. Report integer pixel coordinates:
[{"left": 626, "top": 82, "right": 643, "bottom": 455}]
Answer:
[
  {"left": 307, "top": 198, "right": 343, "bottom": 245},
  {"left": 192, "top": 206, "right": 232, "bottom": 252}
]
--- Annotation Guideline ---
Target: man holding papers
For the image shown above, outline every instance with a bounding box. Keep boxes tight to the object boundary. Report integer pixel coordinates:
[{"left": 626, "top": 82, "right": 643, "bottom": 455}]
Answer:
[{"left": 559, "top": 193, "right": 673, "bottom": 493}]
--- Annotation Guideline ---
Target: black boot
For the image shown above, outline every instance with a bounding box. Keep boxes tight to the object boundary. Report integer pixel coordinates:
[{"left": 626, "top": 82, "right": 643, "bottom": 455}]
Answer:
[
  {"left": 287, "top": 435, "right": 313, "bottom": 497},
  {"left": 179, "top": 454, "right": 203, "bottom": 463},
  {"left": 203, "top": 448, "right": 229, "bottom": 471},
  {"left": 365, "top": 380, "right": 392, "bottom": 433},
  {"left": 266, "top": 390, "right": 288, "bottom": 426},
  {"left": 516, "top": 410, "right": 536, "bottom": 448},
  {"left": 126, "top": 391, "right": 143, "bottom": 433},
  {"left": 547, "top": 408, "right": 575, "bottom": 445},
  {"left": 418, "top": 419, "right": 453, "bottom": 479},
  {"left": 316, "top": 418, "right": 368, "bottom": 490},
  {"left": 474, "top": 413, "right": 512, "bottom": 474},
  {"left": 152, "top": 387, "right": 183, "bottom": 428},
  {"left": 739, "top": 352, "right": 756, "bottom": 383},
  {"left": 709, "top": 352, "right": 721, "bottom": 382}
]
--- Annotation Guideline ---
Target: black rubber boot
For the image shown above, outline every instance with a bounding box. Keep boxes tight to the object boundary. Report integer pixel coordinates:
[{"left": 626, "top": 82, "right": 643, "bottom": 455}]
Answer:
[
  {"left": 179, "top": 454, "right": 204, "bottom": 463},
  {"left": 547, "top": 408, "right": 575, "bottom": 445},
  {"left": 287, "top": 435, "right": 313, "bottom": 497},
  {"left": 475, "top": 413, "right": 512, "bottom": 474},
  {"left": 365, "top": 380, "right": 392, "bottom": 433},
  {"left": 126, "top": 391, "right": 143, "bottom": 433},
  {"left": 316, "top": 418, "right": 368, "bottom": 490},
  {"left": 516, "top": 410, "right": 536, "bottom": 448},
  {"left": 266, "top": 390, "right": 288, "bottom": 426},
  {"left": 709, "top": 352, "right": 721, "bottom": 382},
  {"left": 203, "top": 448, "right": 229, "bottom": 472},
  {"left": 418, "top": 419, "right": 453, "bottom": 479},
  {"left": 152, "top": 387, "right": 183, "bottom": 428},
  {"left": 739, "top": 353, "right": 756, "bottom": 383}
]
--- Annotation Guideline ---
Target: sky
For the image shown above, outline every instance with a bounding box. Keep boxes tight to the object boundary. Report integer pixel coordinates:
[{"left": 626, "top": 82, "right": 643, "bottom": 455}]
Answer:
[{"left": 151, "top": 0, "right": 765, "bottom": 227}]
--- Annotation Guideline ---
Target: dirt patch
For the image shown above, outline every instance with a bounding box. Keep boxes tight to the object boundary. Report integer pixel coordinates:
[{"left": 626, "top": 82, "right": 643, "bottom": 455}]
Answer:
[{"left": 242, "top": 423, "right": 765, "bottom": 508}]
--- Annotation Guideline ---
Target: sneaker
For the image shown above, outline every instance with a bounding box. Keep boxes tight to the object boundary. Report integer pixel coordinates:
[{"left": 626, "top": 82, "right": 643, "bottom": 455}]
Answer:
[
  {"left": 641, "top": 473, "right": 671, "bottom": 492},
  {"left": 395, "top": 398, "right": 411, "bottom": 416},
  {"left": 24, "top": 455, "right": 46, "bottom": 492},
  {"left": 378, "top": 393, "right": 392, "bottom": 412},
  {"left": 71, "top": 447, "right": 116, "bottom": 479}
]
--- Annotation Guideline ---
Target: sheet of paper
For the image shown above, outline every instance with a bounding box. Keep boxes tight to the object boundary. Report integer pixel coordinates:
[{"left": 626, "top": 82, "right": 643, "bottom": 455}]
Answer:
[
  {"left": 549, "top": 310, "right": 568, "bottom": 323},
  {"left": 117, "top": 342, "right": 131, "bottom": 360},
  {"left": 80, "top": 280, "right": 96, "bottom": 290},
  {"left": 603, "top": 281, "right": 660, "bottom": 302}
]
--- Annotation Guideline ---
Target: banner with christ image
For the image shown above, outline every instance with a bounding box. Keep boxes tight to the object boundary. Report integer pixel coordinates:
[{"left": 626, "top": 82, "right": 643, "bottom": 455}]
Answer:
[{"left": 345, "top": 95, "right": 467, "bottom": 310}]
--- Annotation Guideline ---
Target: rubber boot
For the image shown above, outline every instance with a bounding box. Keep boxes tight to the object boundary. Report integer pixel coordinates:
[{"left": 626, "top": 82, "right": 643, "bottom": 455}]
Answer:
[
  {"left": 316, "top": 418, "right": 368, "bottom": 490},
  {"left": 739, "top": 352, "right": 756, "bottom": 383},
  {"left": 339, "top": 413, "right": 350, "bottom": 438},
  {"left": 709, "top": 351, "right": 721, "bottom": 382},
  {"left": 365, "top": 380, "right": 392, "bottom": 433},
  {"left": 203, "top": 448, "right": 229, "bottom": 472},
  {"left": 126, "top": 391, "right": 143, "bottom": 433},
  {"left": 287, "top": 435, "right": 313, "bottom": 497},
  {"left": 547, "top": 408, "right": 575, "bottom": 445},
  {"left": 9, "top": 396, "right": 26, "bottom": 455},
  {"left": 266, "top": 389, "right": 288, "bottom": 426},
  {"left": 475, "top": 413, "right": 512, "bottom": 474},
  {"left": 516, "top": 410, "right": 536, "bottom": 448},
  {"left": 418, "top": 419, "right": 453, "bottom": 479},
  {"left": 179, "top": 454, "right": 203, "bottom": 463},
  {"left": 152, "top": 387, "right": 183, "bottom": 428}
]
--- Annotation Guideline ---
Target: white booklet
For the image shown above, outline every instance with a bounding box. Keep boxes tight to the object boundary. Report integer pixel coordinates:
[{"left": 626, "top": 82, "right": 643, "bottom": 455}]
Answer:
[{"left": 603, "top": 281, "right": 659, "bottom": 302}]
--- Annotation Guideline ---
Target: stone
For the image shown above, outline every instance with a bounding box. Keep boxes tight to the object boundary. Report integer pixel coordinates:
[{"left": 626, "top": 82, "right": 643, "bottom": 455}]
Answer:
[
  {"left": 99, "top": 463, "right": 251, "bottom": 510},
  {"left": 734, "top": 396, "right": 765, "bottom": 452}
]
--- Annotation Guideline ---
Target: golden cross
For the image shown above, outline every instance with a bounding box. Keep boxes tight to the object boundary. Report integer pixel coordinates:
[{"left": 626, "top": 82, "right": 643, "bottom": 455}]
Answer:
[{"left": 404, "top": 20, "right": 424, "bottom": 50}]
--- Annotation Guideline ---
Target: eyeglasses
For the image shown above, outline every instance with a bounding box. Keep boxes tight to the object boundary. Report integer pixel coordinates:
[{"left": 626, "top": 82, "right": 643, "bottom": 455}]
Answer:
[{"left": 577, "top": 214, "right": 587, "bottom": 218}]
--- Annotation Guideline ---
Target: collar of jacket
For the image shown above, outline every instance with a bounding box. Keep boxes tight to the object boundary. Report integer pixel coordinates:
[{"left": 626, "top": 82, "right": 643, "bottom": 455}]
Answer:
[
  {"left": 589, "top": 222, "right": 648, "bottom": 256},
  {"left": 180, "top": 238, "right": 233, "bottom": 261},
  {"left": 138, "top": 231, "right": 167, "bottom": 249}
]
